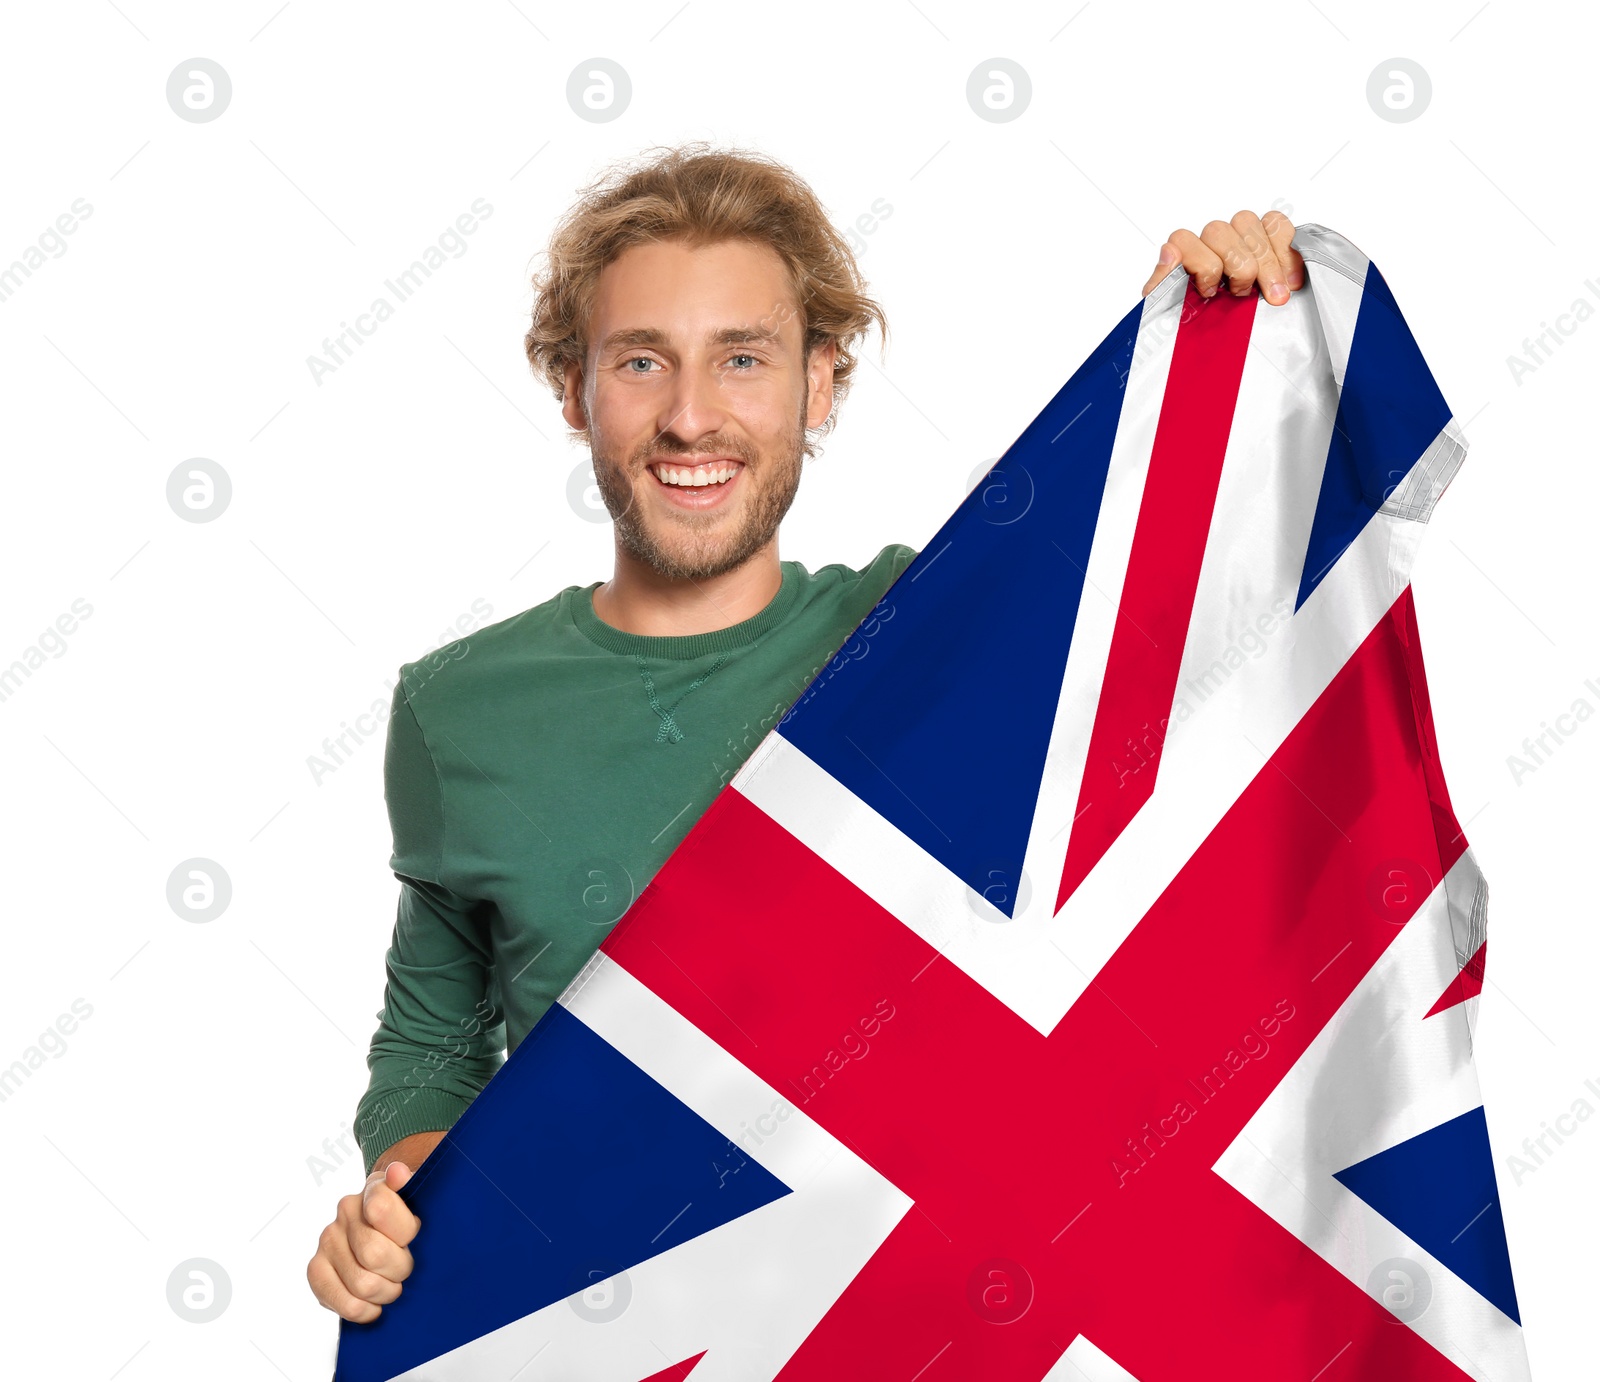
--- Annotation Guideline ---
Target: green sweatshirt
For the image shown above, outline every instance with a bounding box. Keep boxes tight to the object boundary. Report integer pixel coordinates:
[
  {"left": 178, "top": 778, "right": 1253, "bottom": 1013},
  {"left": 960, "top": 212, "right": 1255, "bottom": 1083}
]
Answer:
[{"left": 354, "top": 542, "right": 919, "bottom": 1172}]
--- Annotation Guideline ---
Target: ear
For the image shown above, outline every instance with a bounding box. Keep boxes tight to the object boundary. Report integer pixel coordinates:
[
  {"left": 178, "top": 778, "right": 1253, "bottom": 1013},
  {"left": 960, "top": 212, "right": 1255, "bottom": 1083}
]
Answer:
[
  {"left": 561, "top": 359, "right": 589, "bottom": 434},
  {"left": 805, "top": 338, "right": 837, "bottom": 430}
]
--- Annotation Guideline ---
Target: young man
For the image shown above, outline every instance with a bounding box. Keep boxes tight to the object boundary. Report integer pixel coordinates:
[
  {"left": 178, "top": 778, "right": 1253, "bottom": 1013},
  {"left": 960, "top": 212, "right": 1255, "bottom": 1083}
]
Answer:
[{"left": 307, "top": 141, "right": 1306, "bottom": 1323}]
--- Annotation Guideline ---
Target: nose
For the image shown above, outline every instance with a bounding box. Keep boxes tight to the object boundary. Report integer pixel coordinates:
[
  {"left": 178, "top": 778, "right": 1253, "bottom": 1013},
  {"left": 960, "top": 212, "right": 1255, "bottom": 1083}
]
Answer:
[{"left": 655, "top": 354, "right": 730, "bottom": 449}]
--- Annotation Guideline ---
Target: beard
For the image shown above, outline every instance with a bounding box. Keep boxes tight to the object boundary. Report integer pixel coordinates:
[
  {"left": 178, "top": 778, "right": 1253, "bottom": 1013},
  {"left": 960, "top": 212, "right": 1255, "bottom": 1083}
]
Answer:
[{"left": 588, "top": 387, "right": 809, "bottom": 583}]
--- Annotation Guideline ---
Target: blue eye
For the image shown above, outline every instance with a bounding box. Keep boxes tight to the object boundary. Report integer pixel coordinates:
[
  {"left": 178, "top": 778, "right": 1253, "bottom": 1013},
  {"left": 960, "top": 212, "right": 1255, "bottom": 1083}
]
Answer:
[
  {"left": 727, "top": 354, "right": 757, "bottom": 370},
  {"left": 623, "top": 356, "right": 657, "bottom": 373}
]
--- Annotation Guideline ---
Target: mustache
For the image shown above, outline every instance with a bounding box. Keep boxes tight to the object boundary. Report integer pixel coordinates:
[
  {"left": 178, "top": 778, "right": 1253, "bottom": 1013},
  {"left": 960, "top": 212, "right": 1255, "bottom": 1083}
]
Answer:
[{"left": 634, "top": 440, "right": 756, "bottom": 465}]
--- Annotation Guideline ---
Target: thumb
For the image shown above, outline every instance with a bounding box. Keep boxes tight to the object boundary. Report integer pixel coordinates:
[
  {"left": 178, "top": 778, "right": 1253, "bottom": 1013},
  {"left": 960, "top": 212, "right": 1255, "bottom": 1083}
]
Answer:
[
  {"left": 1141, "top": 242, "right": 1181, "bottom": 297},
  {"left": 363, "top": 1162, "right": 422, "bottom": 1246}
]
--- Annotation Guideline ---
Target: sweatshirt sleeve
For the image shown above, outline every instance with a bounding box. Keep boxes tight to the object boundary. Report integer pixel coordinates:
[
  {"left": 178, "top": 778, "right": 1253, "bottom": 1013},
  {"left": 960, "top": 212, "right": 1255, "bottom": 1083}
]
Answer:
[{"left": 353, "top": 677, "right": 506, "bottom": 1174}]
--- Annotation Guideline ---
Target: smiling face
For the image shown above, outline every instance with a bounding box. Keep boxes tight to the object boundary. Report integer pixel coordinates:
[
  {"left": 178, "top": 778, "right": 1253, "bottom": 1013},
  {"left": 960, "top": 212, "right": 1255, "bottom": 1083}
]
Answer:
[{"left": 562, "top": 237, "right": 837, "bottom": 582}]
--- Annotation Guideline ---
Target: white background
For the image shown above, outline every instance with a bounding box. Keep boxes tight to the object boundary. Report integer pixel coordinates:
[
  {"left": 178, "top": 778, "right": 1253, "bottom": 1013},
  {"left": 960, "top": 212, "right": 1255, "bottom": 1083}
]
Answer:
[{"left": 0, "top": 2, "right": 1592, "bottom": 1378}]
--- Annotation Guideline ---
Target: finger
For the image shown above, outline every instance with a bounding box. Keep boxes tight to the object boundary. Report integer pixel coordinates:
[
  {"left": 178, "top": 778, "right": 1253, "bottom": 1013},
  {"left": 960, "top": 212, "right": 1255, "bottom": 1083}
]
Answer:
[
  {"left": 315, "top": 1222, "right": 402, "bottom": 1314},
  {"left": 1231, "top": 210, "right": 1289, "bottom": 304},
  {"left": 363, "top": 1167, "right": 422, "bottom": 1249},
  {"left": 1262, "top": 210, "right": 1304, "bottom": 290},
  {"left": 328, "top": 1217, "right": 406, "bottom": 1307},
  {"left": 1167, "top": 228, "right": 1226, "bottom": 297},
  {"left": 1199, "top": 220, "right": 1259, "bottom": 300},
  {"left": 1141, "top": 242, "right": 1182, "bottom": 297},
  {"left": 350, "top": 1213, "right": 416, "bottom": 1282},
  {"left": 307, "top": 1251, "right": 383, "bottom": 1324}
]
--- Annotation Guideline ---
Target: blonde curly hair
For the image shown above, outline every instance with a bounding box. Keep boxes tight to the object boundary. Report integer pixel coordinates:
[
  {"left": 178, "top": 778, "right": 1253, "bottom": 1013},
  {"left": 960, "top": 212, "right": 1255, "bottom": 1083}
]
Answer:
[{"left": 525, "top": 141, "right": 888, "bottom": 455}]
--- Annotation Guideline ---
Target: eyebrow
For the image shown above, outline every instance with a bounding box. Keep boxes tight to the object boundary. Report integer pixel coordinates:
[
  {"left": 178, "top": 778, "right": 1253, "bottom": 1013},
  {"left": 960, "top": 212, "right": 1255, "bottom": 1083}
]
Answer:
[{"left": 596, "top": 325, "right": 785, "bottom": 354}]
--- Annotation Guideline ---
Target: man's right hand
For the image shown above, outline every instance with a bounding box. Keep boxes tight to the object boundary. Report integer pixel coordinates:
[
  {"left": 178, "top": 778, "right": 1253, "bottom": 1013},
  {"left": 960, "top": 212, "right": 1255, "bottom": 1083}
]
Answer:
[{"left": 307, "top": 1157, "right": 423, "bottom": 1322}]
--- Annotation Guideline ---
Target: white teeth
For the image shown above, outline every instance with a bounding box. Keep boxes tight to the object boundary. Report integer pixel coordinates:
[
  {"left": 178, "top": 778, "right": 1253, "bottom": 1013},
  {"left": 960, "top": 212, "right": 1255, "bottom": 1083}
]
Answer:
[{"left": 657, "top": 464, "right": 735, "bottom": 487}]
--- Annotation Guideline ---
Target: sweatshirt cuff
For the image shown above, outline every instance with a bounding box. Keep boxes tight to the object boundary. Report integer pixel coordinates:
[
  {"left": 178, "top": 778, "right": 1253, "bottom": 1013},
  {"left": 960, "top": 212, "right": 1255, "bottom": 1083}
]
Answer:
[{"left": 355, "top": 1085, "right": 473, "bottom": 1175}]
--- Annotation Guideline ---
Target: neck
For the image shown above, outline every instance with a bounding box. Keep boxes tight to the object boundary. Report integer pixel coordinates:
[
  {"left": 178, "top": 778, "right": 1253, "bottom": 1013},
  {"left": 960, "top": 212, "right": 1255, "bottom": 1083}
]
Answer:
[{"left": 590, "top": 540, "right": 783, "bottom": 637}]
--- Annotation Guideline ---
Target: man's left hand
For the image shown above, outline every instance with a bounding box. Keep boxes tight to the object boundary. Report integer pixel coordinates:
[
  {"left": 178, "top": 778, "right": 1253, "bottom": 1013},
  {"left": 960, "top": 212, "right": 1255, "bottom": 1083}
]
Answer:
[{"left": 1140, "top": 210, "right": 1305, "bottom": 306}]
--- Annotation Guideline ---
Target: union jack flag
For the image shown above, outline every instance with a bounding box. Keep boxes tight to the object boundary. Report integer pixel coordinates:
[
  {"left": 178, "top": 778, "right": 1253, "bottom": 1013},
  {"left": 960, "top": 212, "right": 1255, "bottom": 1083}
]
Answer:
[{"left": 336, "top": 224, "right": 1530, "bottom": 1382}]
